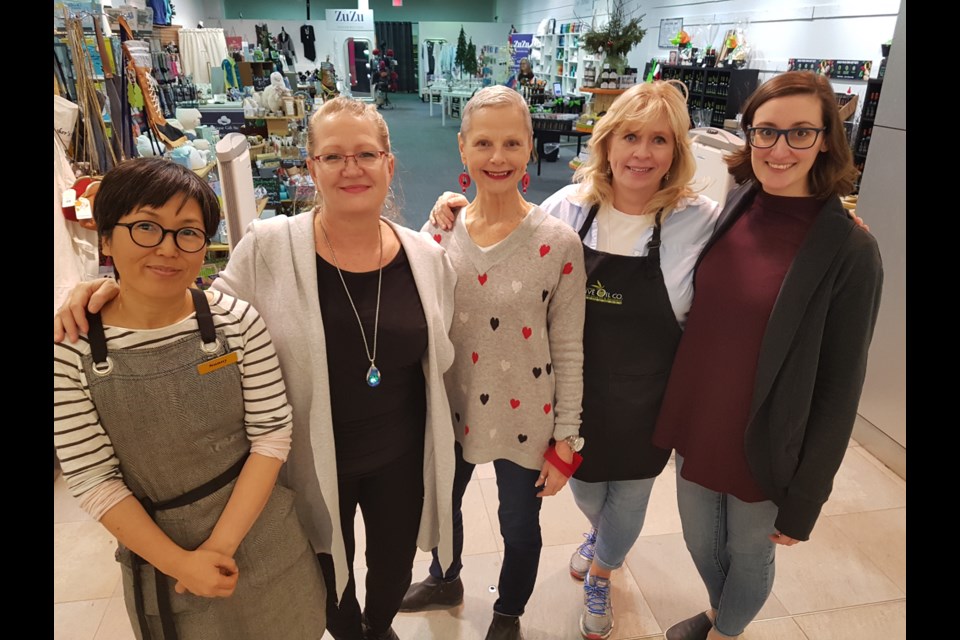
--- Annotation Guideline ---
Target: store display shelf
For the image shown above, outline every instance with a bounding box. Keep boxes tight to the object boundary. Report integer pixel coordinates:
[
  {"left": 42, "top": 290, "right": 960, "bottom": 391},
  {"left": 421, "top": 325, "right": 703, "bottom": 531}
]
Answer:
[{"left": 580, "top": 88, "right": 627, "bottom": 95}]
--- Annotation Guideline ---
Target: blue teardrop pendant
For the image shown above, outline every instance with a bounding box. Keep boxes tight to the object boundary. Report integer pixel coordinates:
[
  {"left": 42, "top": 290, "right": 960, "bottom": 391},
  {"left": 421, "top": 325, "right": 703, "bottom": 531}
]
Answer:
[{"left": 366, "top": 364, "right": 382, "bottom": 387}]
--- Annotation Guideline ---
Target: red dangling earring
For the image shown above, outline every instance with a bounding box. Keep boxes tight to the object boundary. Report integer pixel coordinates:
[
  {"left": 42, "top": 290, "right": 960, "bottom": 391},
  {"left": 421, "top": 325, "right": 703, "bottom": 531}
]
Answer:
[
  {"left": 521, "top": 172, "right": 530, "bottom": 194},
  {"left": 459, "top": 166, "right": 471, "bottom": 193}
]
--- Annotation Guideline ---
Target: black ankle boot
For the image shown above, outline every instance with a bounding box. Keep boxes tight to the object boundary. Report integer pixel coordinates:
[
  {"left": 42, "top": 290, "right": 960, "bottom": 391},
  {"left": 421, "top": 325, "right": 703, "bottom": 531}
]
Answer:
[
  {"left": 399, "top": 575, "right": 464, "bottom": 612},
  {"left": 361, "top": 615, "right": 400, "bottom": 640},
  {"left": 484, "top": 612, "right": 524, "bottom": 640}
]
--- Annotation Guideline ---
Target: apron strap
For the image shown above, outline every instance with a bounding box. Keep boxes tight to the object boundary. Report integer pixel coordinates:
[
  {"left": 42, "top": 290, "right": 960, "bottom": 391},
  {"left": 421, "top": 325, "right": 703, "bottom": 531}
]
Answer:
[
  {"left": 132, "top": 453, "right": 249, "bottom": 640},
  {"left": 646, "top": 209, "right": 665, "bottom": 265},
  {"left": 577, "top": 204, "right": 601, "bottom": 240},
  {"left": 86, "top": 311, "right": 109, "bottom": 368},
  {"left": 189, "top": 289, "right": 217, "bottom": 346}
]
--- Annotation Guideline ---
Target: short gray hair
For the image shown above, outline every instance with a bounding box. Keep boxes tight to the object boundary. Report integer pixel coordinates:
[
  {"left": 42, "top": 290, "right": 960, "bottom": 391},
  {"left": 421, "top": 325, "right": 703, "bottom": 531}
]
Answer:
[{"left": 460, "top": 85, "right": 532, "bottom": 138}]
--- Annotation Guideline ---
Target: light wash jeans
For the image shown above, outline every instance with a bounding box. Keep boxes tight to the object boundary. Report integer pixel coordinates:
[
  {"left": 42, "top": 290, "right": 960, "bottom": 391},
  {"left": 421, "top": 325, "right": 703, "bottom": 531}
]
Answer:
[
  {"left": 675, "top": 455, "right": 779, "bottom": 637},
  {"left": 569, "top": 476, "right": 657, "bottom": 571}
]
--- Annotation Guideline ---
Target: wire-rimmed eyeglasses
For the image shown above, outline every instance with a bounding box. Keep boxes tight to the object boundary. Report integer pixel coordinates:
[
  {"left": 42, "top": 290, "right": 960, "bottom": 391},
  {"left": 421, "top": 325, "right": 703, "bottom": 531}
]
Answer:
[
  {"left": 311, "top": 150, "right": 388, "bottom": 170},
  {"left": 113, "top": 221, "right": 209, "bottom": 253},
  {"left": 746, "top": 127, "right": 826, "bottom": 150}
]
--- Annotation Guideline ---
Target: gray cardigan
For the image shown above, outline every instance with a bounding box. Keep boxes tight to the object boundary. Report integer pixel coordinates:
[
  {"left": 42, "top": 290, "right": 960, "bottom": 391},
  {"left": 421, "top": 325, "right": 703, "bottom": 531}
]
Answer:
[
  {"left": 213, "top": 211, "right": 457, "bottom": 600},
  {"left": 702, "top": 181, "right": 884, "bottom": 540}
]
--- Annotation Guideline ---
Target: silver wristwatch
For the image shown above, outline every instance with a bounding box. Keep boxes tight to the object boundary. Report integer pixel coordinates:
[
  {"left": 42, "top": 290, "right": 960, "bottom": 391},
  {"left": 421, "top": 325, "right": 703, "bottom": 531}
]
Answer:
[{"left": 563, "top": 434, "right": 585, "bottom": 452}]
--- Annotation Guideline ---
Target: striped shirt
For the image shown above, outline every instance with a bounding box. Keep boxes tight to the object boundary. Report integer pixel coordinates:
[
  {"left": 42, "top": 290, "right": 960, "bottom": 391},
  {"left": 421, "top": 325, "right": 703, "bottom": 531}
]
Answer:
[{"left": 53, "top": 290, "right": 294, "bottom": 521}]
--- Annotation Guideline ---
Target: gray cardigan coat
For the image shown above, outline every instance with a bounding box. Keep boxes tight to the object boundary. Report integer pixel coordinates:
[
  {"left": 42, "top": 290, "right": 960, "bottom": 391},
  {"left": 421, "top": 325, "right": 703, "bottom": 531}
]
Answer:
[
  {"left": 213, "top": 211, "right": 457, "bottom": 601},
  {"left": 701, "top": 181, "right": 884, "bottom": 540}
]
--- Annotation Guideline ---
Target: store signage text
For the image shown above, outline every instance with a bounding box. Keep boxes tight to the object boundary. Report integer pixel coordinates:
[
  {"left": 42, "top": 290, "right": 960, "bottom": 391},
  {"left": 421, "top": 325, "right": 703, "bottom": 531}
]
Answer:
[{"left": 326, "top": 9, "right": 374, "bottom": 31}]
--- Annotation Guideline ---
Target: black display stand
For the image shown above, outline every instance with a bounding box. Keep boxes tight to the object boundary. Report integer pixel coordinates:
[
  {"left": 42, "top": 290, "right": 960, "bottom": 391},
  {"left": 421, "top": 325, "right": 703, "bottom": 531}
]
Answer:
[
  {"left": 852, "top": 78, "right": 883, "bottom": 193},
  {"left": 655, "top": 64, "right": 760, "bottom": 128}
]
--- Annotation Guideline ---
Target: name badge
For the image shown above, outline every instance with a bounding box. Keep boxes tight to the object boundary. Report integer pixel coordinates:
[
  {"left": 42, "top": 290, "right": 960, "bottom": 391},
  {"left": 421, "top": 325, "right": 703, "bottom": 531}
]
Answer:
[{"left": 197, "top": 351, "right": 238, "bottom": 375}]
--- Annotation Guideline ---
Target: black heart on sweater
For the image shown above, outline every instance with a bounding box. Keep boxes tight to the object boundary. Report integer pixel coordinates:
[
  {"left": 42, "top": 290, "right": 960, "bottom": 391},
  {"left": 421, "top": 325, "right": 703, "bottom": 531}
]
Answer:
[
  {"left": 546, "top": 362, "right": 552, "bottom": 375},
  {"left": 490, "top": 317, "right": 500, "bottom": 331},
  {"left": 480, "top": 394, "right": 489, "bottom": 405},
  {"left": 517, "top": 434, "right": 528, "bottom": 443},
  {"left": 455, "top": 412, "right": 460, "bottom": 423},
  {"left": 542, "top": 289, "right": 548, "bottom": 302},
  {"left": 532, "top": 367, "right": 542, "bottom": 378}
]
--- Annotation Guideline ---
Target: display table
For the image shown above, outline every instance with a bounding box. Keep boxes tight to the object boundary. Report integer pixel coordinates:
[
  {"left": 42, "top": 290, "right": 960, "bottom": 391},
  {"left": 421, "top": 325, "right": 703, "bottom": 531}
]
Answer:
[
  {"left": 425, "top": 86, "right": 444, "bottom": 116},
  {"left": 441, "top": 90, "right": 477, "bottom": 127},
  {"left": 580, "top": 87, "right": 626, "bottom": 115}
]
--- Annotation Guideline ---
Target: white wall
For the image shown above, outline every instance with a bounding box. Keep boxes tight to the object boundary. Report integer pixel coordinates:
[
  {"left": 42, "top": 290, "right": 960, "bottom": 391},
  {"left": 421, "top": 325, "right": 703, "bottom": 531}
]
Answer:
[
  {"left": 419, "top": 21, "right": 513, "bottom": 49},
  {"left": 497, "top": 0, "right": 899, "bottom": 101}
]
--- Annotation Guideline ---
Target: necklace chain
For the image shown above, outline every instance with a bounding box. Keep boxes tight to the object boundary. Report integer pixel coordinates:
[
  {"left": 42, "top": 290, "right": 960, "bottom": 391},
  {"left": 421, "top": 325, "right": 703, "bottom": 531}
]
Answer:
[{"left": 318, "top": 216, "right": 383, "bottom": 386}]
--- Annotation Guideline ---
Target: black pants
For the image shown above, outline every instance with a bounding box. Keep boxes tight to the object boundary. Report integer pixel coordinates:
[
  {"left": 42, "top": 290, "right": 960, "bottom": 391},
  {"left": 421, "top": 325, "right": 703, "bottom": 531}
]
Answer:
[
  {"left": 319, "top": 449, "right": 425, "bottom": 639},
  {"left": 429, "top": 443, "right": 543, "bottom": 616}
]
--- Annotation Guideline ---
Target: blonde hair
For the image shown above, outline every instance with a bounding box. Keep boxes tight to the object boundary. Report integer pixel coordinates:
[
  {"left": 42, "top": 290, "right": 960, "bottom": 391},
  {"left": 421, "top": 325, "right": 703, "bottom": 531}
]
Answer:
[
  {"left": 460, "top": 85, "right": 533, "bottom": 139},
  {"left": 574, "top": 80, "right": 696, "bottom": 215},
  {"left": 306, "top": 97, "right": 400, "bottom": 219}
]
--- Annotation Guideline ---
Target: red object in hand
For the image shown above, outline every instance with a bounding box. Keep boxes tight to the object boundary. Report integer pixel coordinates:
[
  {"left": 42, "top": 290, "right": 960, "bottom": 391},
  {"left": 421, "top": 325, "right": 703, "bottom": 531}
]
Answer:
[{"left": 543, "top": 445, "right": 583, "bottom": 478}]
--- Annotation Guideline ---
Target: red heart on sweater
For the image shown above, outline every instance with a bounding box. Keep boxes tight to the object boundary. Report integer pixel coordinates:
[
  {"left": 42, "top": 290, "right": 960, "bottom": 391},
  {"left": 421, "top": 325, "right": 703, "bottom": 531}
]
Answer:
[
  {"left": 522, "top": 327, "right": 532, "bottom": 339},
  {"left": 562, "top": 262, "right": 573, "bottom": 274},
  {"left": 465, "top": 425, "right": 470, "bottom": 435},
  {"left": 478, "top": 273, "right": 488, "bottom": 285},
  {"left": 539, "top": 244, "right": 551, "bottom": 257},
  {"left": 471, "top": 352, "right": 479, "bottom": 364},
  {"left": 510, "top": 399, "right": 520, "bottom": 409},
  {"left": 433, "top": 234, "right": 442, "bottom": 243},
  {"left": 543, "top": 403, "right": 551, "bottom": 414}
]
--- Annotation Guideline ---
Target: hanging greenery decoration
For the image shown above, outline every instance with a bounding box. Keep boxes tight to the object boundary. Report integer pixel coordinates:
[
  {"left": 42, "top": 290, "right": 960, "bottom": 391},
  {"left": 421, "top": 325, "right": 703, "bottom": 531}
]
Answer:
[{"left": 581, "top": 0, "right": 647, "bottom": 58}]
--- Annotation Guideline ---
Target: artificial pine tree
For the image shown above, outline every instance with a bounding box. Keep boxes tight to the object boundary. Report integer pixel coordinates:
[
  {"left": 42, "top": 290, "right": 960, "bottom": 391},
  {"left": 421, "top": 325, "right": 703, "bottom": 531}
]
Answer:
[
  {"left": 455, "top": 26, "right": 468, "bottom": 77},
  {"left": 466, "top": 38, "right": 478, "bottom": 76}
]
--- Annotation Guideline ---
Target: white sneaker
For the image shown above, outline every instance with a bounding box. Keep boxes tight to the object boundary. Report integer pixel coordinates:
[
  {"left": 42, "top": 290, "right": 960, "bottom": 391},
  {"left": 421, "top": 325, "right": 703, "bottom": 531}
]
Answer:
[
  {"left": 579, "top": 574, "right": 613, "bottom": 639},
  {"left": 569, "top": 527, "right": 597, "bottom": 580}
]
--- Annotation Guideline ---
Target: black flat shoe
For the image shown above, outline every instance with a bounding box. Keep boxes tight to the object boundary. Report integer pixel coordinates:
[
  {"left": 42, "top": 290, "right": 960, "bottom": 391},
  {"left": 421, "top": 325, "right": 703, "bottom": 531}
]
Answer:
[
  {"left": 665, "top": 612, "right": 713, "bottom": 640},
  {"left": 399, "top": 575, "right": 464, "bottom": 612},
  {"left": 484, "top": 612, "right": 524, "bottom": 640}
]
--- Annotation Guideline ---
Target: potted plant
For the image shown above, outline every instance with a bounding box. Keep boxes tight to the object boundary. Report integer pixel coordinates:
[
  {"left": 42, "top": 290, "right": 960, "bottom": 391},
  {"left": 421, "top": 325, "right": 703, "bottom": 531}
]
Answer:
[{"left": 581, "top": 0, "right": 647, "bottom": 75}]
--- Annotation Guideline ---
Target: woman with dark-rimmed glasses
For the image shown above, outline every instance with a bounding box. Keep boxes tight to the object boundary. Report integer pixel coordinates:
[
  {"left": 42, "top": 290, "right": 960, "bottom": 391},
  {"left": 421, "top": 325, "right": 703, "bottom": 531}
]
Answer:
[
  {"left": 52, "top": 157, "right": 327, "bottom": 639},
  {"left": 654, "top": 71, "right": 883, "bottom": 640}
]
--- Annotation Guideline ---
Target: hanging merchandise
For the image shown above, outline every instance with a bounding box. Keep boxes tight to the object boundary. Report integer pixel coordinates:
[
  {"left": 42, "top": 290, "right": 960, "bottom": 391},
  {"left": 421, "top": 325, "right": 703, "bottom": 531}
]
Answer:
[
  {"left": 222, "top": 56, "right": 239, "bottom": 89},
  {"left": 147, "top": 0, "right": 173, "bottom": 26},
  {"left": 178, "top": 28, "right": 229, "bottom": 84},
  {"left": 63, "top": 11, "right": 118, "bottom": 175},
  {"left": 118, "top": 16, "right": 186, "bottom": 150},
  {"left": 54, "top": 94, "right": 99, "bottom": 313},
  {"left": 301, "top": 24, "right": 316, "bottom": 61},
  {"left": 277, "top": 27, "right": 297, "bottom": 67}
]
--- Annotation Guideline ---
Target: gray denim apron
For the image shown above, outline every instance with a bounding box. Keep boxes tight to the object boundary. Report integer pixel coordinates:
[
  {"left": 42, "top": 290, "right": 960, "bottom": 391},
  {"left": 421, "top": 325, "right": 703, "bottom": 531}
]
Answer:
[{"left": 83, "top": 289, "right": 325, "bottom": 640}]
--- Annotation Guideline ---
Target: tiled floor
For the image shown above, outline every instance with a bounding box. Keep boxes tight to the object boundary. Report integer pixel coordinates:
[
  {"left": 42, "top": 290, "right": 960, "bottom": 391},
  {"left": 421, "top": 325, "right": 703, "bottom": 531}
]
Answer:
[{"left": 53, "top": 441, "right": 906, "bottom": 639}]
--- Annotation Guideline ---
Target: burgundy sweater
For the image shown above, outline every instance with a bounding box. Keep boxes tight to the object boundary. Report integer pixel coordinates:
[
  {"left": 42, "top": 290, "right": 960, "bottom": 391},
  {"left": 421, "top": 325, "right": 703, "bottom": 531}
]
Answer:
[{"left": 653, "top": 190, "right": 822, "bottom": 502}]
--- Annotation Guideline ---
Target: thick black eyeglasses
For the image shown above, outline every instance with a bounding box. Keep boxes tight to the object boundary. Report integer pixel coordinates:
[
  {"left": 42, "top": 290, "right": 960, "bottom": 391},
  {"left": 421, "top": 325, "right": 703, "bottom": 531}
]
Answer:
[
  {"left": 746, "top": 127, "right": 827, "bottom": 150},
  {"left": 114, "top": 221, "right": 209, "bottom": 253}
]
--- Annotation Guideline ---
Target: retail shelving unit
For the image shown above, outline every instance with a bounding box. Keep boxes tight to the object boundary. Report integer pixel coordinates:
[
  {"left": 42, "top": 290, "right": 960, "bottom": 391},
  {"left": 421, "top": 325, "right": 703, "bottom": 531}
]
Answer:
[
  {"left": 531, "top": 25, "right": 598, "bottom": 95},
  {"left": 658, "top": 64, "right": 759, "bottom": 128}
]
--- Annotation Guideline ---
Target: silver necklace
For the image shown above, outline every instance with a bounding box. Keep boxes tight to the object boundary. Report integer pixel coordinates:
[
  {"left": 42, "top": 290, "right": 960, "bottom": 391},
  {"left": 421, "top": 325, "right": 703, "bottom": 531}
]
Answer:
[{"left": 319, "top": 216, "right": 383, "bottom": 387}]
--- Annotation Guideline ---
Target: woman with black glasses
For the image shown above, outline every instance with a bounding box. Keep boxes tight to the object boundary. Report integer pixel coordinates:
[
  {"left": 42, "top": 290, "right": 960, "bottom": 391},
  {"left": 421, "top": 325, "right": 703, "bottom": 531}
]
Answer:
[
  {"left": 52, "top": 157, "right": 326, "bottom": 639},
  {"left": 654, "top": 71, "right": 883, "bottom": 640}
]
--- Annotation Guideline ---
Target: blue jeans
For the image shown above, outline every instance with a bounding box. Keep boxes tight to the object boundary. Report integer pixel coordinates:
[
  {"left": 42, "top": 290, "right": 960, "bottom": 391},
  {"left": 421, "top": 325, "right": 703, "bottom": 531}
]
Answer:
[
  {"left": 429, "top": 443, "right": 543, "bottom": 617},
  {"left": 568, "top": 477, "right": 656, "bottom": 570},
  {"left": 675, "top": 455, "right": 778, "bottom": 637}
]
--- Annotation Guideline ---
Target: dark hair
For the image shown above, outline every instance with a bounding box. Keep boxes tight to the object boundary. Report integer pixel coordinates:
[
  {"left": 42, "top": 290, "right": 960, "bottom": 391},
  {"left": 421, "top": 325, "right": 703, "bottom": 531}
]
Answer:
[
  {"left": 94, "top": 157, "right": 221, "bottom": 239},
  {"left": 726, "top": 71, "right": 859, "bottom": 198}
]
